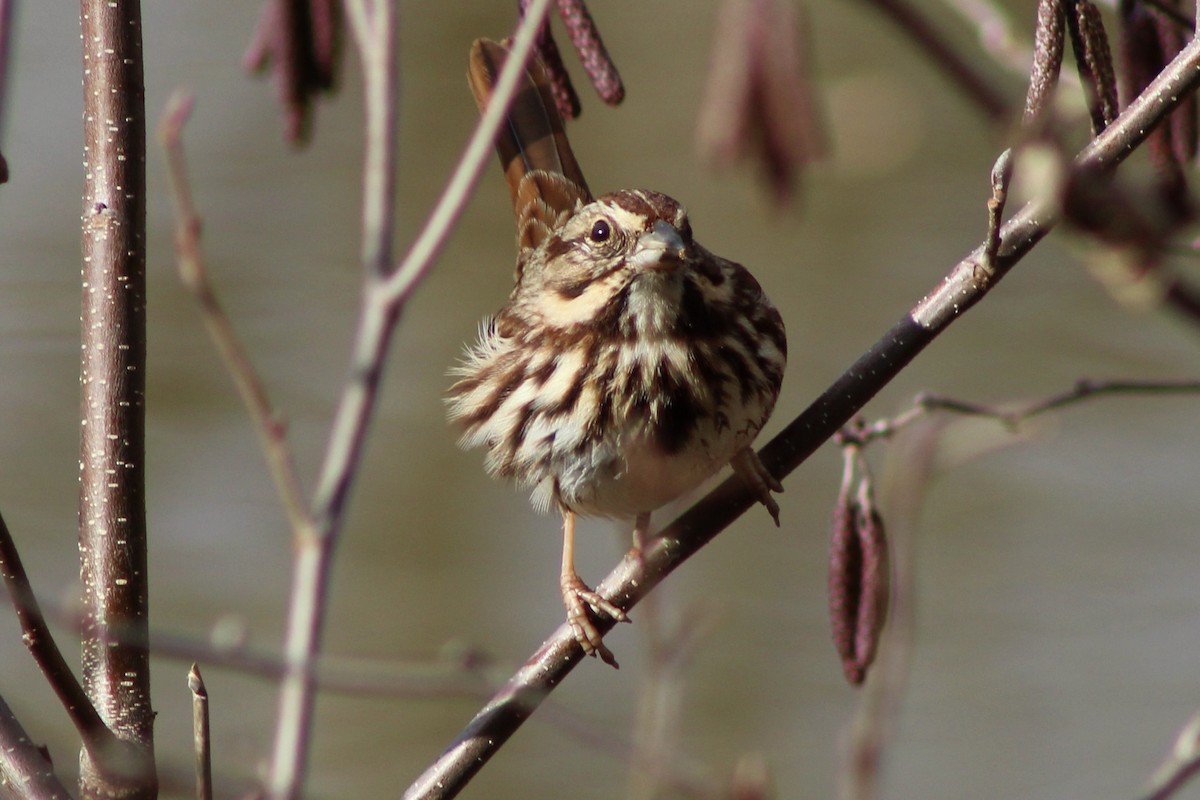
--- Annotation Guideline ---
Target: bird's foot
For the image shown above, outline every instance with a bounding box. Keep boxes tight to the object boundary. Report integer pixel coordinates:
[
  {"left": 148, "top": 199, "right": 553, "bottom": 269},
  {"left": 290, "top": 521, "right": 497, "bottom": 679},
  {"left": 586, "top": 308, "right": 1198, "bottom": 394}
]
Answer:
[
  {"left": 560, "top": 573, "right": 628, "bottom": 668},
  {"left": 731, "top": 447, "right": 784, "bottom": 526}
]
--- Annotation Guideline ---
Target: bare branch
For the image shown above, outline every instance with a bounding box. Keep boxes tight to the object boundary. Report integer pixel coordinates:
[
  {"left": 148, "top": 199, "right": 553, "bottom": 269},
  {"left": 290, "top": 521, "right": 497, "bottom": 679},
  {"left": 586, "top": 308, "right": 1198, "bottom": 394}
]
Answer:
[
  {"left": 263, "top": 1, "right": 558, "bottom": 797},
  {"left": 403, "top": 33, "right": 1200, "bottom": 800},
  {"left": 0, "top": 690, "right": 73, "bottom": 800},
  {"left": 922, "top": 378, "right": 1200, "bottom": 424},
  {"left": 157, "top": 92, "right": 312, "bottom": 538},
  {"left": 78, "top": 0, "right": 156, "bottom": 794},
  {"left": 0, "top": 510, "right": 119, "bottom": 760},
  {"left": 860, "top": 0, "right": 1013, "bottom": 122},
  {"left": 1142, "top": 708, "right": 1200, "bottom": 800},
  {"left": 188, "top": 665, "right": 213, "bottom": 800},
  {"left": 0, "top": 0, "right": 13, "bottom": 184}
]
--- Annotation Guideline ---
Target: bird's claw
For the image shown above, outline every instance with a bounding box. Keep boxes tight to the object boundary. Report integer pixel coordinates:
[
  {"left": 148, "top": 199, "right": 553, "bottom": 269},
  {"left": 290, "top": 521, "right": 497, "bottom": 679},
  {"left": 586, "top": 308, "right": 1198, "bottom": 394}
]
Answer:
[
  {"left": 561, "top": 574, "right": 628, "bottom": 668},
  {"left": 731, "top": 447, "right": 783, "bottom": 526}
]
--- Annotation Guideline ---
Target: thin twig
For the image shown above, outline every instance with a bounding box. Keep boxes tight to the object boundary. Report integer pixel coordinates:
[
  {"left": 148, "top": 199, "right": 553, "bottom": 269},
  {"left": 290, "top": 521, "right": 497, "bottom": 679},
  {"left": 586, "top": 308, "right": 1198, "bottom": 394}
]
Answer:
[
  {"left": 0, "top": 510, "right": 118, "bottom": 756},
  {"left": 939, "top": 0, "right": 1078, "bottom": 90},
  {"left": 381, "top": 0, "right": 554, "bottom": 305},
  {"left": 158, "top": 92, "right": 312, "bottom": 538},
  {"left": 1141, "top": 708, "right": 1200, "bottom": 800},
  {"left": 837, "top": 378, "right": 1200, "bottom": 446},
  {"left": 1139, "top": 0, "right": 1195, "bottom": 33},
  {"left": 404, "top": 33, "right": 1200, "bottom": 800},
  {"left": 983, "top": 148, "right": 1013, "bottom": 268},
  {"left": 343, "top": 0, "right": 397, "bottom": 278},
  {"left": 262, "top": 1, "right": 556, "bottom": 797},
  {"left": 188, "top": 665, "right": 213, "bottom": 800},
  {"left": 922, "top": 378, "right": 1200, "bottom": 427},
  {"left": 0, "top": 690, "right": 72, "bottom": 799},
  {"left": 860, "top": 0, "right": 1013, "bottom": 122},
  {"left": 0, "top": 0, "right": 13, "bottom": 183}
]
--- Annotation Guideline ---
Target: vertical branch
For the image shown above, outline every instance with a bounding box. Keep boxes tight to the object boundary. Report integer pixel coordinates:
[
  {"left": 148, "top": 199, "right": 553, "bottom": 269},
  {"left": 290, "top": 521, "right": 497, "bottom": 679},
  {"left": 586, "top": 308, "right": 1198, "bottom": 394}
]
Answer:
[
  {"left": 189, "top": 665, "right": 213, "bottom": 800},
  {"left": 79, "top": 0, "right": 156, "bottom": 796},
  {"left": 264, "top": 1, "right": 556, "bottom": 796},
  {"left": 0, "top": 0, "right": 13, "bottom": 183}
]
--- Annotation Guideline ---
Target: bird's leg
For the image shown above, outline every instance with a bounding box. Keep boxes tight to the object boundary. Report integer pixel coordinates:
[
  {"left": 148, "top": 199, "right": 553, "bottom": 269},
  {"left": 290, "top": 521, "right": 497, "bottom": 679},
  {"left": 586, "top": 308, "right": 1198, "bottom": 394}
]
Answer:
[
  {"left": 731, "top": 447, "right": 783, "bottom": 526},
  {"left": 560, "top": 509, "right": 628, "bottom": 667}
]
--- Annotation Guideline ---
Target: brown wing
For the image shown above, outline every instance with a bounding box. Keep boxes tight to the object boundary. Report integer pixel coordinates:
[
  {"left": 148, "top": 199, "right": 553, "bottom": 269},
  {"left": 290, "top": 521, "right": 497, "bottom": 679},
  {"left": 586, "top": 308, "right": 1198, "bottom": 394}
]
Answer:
[{"left": 468, "top": 38, "right": 592, "bottom": 256}]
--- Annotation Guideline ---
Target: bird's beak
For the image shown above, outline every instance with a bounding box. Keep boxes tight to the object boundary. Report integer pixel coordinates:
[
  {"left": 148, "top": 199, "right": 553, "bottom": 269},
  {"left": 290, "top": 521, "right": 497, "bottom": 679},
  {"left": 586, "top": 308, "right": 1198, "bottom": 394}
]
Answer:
[{"left": 630, "top": 220, "right": 688, "bottom": 270}]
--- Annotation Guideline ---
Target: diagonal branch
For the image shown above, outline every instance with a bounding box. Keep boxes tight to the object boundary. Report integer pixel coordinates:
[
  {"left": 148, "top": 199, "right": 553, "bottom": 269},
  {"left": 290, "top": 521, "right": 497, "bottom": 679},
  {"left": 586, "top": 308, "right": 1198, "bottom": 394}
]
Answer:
[
  {"left": 158, "top": 92, "right": 311, "bottom": 539},
  {"left": 0, "top": 689, "right": 73, "bottom": 800},
  {"left": 403, "top": 31, "right": 1200, "bottom": 800},
  {"left": 0, "top": 510, "right": 117, "bottom": 765},
  {"left": 261, "top": 1, "right": 558, "bottom": 797},
  {"left": 860, "top": 0, "right": 1014, "bottom": 122}
]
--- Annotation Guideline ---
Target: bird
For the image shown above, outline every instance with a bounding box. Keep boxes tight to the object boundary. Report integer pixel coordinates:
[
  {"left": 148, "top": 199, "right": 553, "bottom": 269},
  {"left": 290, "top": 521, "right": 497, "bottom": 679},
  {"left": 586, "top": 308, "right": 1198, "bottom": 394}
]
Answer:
[{"left": 447, "top": 38, "right": 786, "bottom": 667}]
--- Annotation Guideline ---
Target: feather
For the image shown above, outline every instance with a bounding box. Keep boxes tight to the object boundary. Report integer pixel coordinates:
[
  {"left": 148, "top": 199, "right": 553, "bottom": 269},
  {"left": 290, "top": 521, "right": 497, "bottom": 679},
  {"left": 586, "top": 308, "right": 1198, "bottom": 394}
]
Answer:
[{"left": 468, "top": 37, "right": 592, "bottom": 254}]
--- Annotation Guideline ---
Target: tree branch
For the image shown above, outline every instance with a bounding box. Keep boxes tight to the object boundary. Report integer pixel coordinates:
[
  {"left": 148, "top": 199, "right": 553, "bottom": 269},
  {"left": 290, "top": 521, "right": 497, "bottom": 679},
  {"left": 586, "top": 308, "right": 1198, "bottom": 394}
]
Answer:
[
  {"left": 403, "top": 31, "right": 1200, "bottom": 800},
  {"left": 261, "top": 1, "right": 557, "bottom": 797},
  {"left": 860, "top": 0, "right": 1014, "bottom": 122},
  {"left": 78, "top": 0, "right": 156, "bottom": 795},
  {"left": 0, "top": 510, "right": 119, "bottom": 762},
  {"left": 0, "top": 690, "right": 73, "bottom": 800}
]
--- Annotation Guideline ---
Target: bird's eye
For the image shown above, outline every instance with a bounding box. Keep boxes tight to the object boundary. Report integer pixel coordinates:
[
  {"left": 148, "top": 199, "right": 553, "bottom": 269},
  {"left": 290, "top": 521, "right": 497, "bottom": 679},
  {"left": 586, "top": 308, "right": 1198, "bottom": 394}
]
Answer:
[{"left": 589, "top": 219, "right": 611, "bottom": 243}]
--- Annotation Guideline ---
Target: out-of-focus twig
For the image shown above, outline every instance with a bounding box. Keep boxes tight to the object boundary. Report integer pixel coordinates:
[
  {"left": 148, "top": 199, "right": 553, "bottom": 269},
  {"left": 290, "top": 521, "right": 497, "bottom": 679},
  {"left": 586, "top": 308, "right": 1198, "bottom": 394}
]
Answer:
[
  {"left": 697, "top": 0, "right": 826, "bottom": 202},
  {"left": 158, "top": 93, "right": 311, "bottom": 538},
  {"left": 861, "top": 0, "right": 1013, "bottom": 122},
  {"left": 263, "top": 1, "right": 558, "bottom": 797},
  {"left": 0, "top": 0, "right": 13, "bottom": 183},
  {"left": 839, "top": 379, "right": 1200, "bottom": 447},
  {"left": 245, "top": 0, "right": 341, "bottom": 143},
  {"left": 1142, "top": 708, "right": 1200, "bottom": 800}
]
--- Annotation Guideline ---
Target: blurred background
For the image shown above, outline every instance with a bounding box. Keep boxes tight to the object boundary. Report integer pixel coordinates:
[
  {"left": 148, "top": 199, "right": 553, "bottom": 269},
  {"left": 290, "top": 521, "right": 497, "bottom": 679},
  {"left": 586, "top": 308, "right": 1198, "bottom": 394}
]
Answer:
[{"left": 1, "top": 1, "right": 1198, "bottom": 797}]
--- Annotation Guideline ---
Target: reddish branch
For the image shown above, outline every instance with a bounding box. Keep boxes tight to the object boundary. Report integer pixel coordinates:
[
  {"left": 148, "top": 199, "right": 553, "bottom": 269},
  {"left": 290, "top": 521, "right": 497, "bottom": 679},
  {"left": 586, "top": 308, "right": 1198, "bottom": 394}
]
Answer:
[
  {"left": 404, "top": 32, "right": 1200, "bottom": 800},
  {"left": 79, "top": 0, "right": 155, "bottom": 796}
]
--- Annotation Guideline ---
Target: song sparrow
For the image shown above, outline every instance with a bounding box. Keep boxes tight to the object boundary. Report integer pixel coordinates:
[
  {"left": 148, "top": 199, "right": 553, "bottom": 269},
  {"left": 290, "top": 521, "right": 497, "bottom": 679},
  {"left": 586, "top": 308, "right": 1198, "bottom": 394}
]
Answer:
[{"left": 447, "top": 39, "right": 786, "bottom": 667}]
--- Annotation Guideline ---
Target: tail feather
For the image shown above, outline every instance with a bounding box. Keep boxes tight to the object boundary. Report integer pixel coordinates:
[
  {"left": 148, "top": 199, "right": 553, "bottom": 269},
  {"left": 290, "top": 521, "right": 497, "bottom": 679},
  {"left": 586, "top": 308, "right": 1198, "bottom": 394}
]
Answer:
[{"left": 468, "top": 38, "right": 591, "bottom": 255}]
